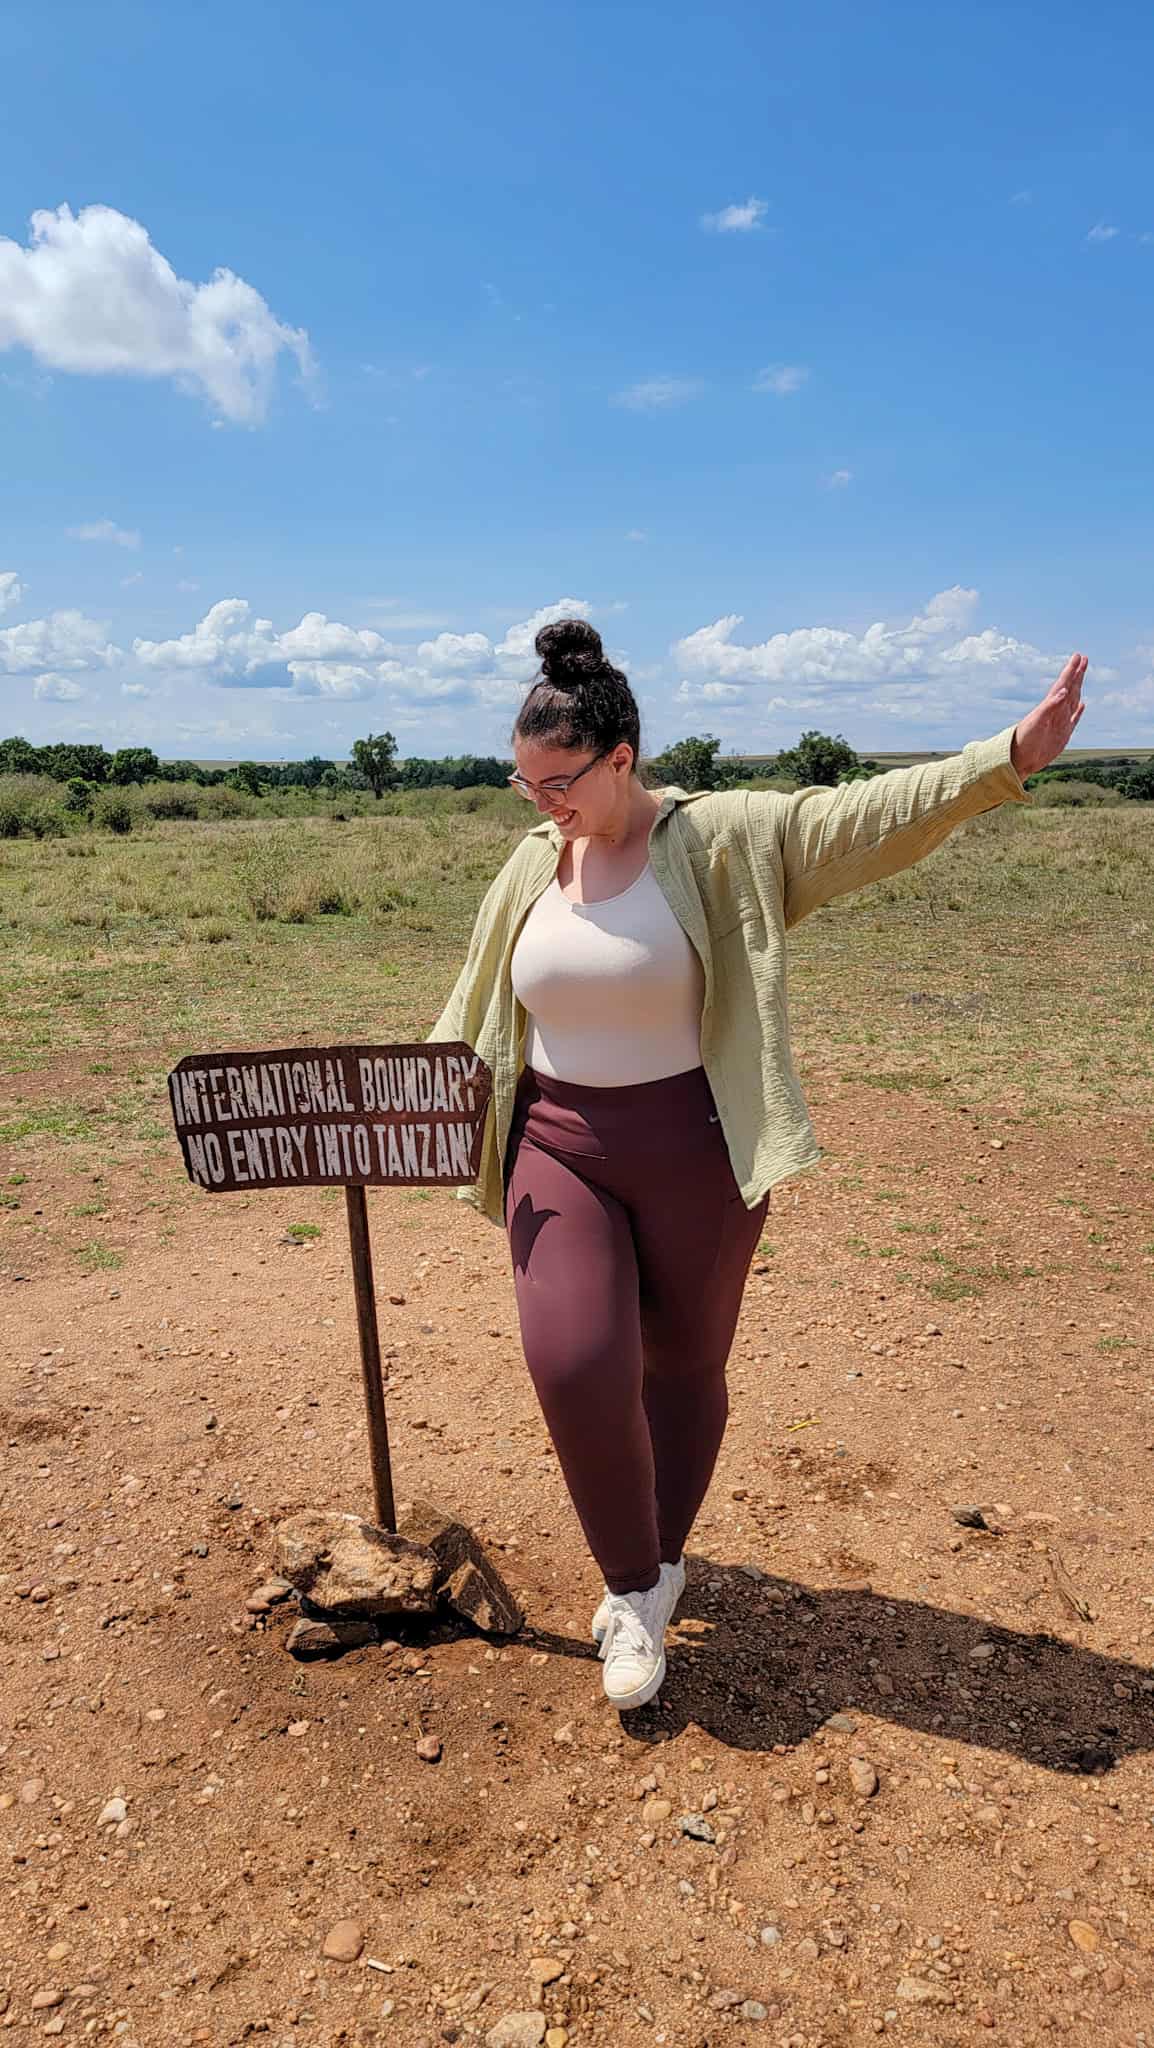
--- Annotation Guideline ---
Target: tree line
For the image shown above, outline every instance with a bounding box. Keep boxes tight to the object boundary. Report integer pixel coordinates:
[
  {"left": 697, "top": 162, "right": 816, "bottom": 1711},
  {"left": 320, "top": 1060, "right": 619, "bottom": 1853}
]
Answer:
[{"left": 2, "top": 726, "right": 1152, "bottom": 801}]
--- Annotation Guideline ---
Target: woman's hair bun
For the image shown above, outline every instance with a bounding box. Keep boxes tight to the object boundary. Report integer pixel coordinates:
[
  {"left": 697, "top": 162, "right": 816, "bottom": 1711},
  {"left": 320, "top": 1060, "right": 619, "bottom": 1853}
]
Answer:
[{"left": 534, "top": 617, "right": 604, "bottom": 689}]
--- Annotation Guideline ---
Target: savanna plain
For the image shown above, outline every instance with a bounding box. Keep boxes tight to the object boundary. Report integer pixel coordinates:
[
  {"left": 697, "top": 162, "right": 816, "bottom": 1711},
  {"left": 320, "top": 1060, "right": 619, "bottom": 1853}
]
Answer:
[{"left": 2, "top": 787, "right": 1153, "bottom": 2048}]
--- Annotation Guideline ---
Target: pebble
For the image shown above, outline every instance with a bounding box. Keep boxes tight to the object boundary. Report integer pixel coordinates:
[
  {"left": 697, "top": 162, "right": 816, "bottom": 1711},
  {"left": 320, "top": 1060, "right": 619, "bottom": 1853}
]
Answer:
[
  {"left": 759, "top": 1925, "right": 782, "bottom": 1947},
  {"left": 19, "top": 1778, "right": 45, "bottom": 1804},
  {"left": 322, "top": 1920, "right": 365, "bottom": 1962},
  {"left": 849, "top": 1758, "right": 879, "bottom": 1799},
  {"left": 486, "top": 2015, "right": 546, "bottom": 2048},
  {"left": 31, "top": 1991, "right": 65, "bottom": 2012},
  {"left": 45, "top": 1943, "right": 69, "bottom": 1964},
  {"left": 1103, "top": 1963, "right": 1124, "bottom": 1992},
  {"left": 741, "top": 2002, "right": 769, "bottom": 2023},
  {"left": 678, "top": 1813, "right": 716, "bottom": 1843},
  {"left": 969, "top": 1642, "right": 997, "bottom": 1661},
  {"left": 1068, "top": 1920, "right": 1099, "bottom": 1953},
  {"left": 529, "top": 1958, "right": 564, "bottom": 1986},
  {"left": 796, "top": 1938, "right": 820, "bottom": 1964},
  {"left": 896, "top": 1975, "right": 954, "bottom": 2005},
  {"left": 824, "top": 1712, "right": 858, "bottom": 1734},
  {"left": 97, "top": 1797, "right": 127, "bottom": 1827},
  {"left": 552, "top": 1723, "right": 575, "bottom": 1747},
  {"left": 416, "top": 1735, "right": 442, "bottom": 1763},
  {"left": 642, "top": 1798, "right": 672, "bottom": 1826},
  {"left": 546, "top": 2031, "right": 569, "bottom": 2048}
]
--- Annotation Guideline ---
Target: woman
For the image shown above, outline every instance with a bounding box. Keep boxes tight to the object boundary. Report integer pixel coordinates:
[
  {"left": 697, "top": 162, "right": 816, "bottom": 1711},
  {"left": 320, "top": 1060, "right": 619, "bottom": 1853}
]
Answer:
[{"left": 430, "top": 619, "right": 1087, "bottom": 1711}]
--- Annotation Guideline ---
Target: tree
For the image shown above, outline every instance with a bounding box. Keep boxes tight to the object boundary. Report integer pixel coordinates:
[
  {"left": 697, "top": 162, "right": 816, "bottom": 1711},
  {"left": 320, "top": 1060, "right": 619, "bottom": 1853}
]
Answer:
[
  {"left": 108, "top": 746, "right": 161, "bottom": 785},
  {"left": 0, "top": 736, "right": 43, "bottom": 776},
  {"left": 227, "top": 761, "right": 266, "bottom": 796},
  {"left": 351, "top": 732, "right": 399, "bottom": 798},
  {"left": 772, "top": 730, "right": 862, "bottom": 787},
  {"left": 649, "top": 734, "right": 722, "bottom": 792}
]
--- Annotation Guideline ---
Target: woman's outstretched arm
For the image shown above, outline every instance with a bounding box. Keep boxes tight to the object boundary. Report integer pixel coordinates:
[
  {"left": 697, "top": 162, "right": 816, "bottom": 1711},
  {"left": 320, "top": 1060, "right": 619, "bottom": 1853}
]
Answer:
[{"left": 769, "top": 653, "right": 1090, "bottom": 929}]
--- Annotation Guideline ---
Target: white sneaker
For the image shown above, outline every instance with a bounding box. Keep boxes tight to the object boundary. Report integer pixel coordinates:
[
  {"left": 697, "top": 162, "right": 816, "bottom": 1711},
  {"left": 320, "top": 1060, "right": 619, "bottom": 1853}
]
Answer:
[
  {"left": 592, "top": 1555, "right": 684, "bottom": 1647},
  {"left": 596, "top": 1561, "right": 686, "bottom": 1711}
]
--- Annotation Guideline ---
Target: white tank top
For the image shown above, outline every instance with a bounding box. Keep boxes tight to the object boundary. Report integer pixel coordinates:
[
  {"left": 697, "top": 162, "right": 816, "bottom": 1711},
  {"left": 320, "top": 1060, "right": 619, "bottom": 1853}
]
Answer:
[{"left": 510, "top": 861, "right": 705, "bottom": 1087}]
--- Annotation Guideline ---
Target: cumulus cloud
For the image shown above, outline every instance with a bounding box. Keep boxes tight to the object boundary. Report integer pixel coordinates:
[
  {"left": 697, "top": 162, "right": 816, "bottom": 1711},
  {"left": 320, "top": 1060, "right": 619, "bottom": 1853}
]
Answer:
[
  {"left": 753, "top": 364, "right": 808, "bottom": 396},
  {"left": 68, "top": 518, "right": 140, "bottom": 549},
  {"left": 1086, "top": 222, "right": 1120, "bottom": 243},
  {"left": 701, "top": 196, "right": 768, "bottom": 233},
  {"left": 0, "top": 609, "right": 121, "bottom": 674},
  {"left": 127, "top": 593, "right": 602, "bottom": 710},
  {"left": 611, "top": 377, "right": 702, "bottom": 412},
  {"left": 33, "top": 672, "right": 86, "bottom": 700},
  {"left": 672, "top": 587, "right": 1055, "bottom": 724},
  {"left": 0, "top": 571, "right": 22, "bottom": 614},
  {"left": 0, "top": 204, "right": 313, "bottom": 425}
]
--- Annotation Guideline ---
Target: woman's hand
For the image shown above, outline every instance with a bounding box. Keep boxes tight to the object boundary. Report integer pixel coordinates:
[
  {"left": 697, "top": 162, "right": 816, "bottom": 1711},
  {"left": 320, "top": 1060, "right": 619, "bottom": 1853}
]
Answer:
[{"left": 1010, "top": 653, "right": 1088, "bottom": 780}]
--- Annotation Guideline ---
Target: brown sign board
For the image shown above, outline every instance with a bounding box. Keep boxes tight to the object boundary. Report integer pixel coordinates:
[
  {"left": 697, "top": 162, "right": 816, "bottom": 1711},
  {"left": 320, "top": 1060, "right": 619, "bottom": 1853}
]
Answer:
[{"left": 167, "top": 1043, "right": 491, "bottom": 1195}]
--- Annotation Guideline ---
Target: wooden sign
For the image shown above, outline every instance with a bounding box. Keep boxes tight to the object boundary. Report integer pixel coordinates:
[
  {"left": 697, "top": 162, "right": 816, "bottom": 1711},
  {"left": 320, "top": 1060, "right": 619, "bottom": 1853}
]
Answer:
[
  {"left": 165, "top": 1042, "right": 492, "bottom": 1534},
  {"left": 167, "top": 1044, "right": 491, "bottom": 1193}
]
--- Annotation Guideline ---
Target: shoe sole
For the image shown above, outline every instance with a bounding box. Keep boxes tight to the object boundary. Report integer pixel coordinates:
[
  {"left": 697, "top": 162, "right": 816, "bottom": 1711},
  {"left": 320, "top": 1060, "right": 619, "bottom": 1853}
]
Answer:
[{"left": 603, "top": 1645, "right": 666, "bottom": 1711}]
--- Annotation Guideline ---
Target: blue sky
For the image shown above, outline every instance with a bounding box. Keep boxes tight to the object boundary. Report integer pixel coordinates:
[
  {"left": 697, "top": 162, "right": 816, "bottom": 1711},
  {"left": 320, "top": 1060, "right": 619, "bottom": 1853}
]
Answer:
[{"left": 2, "top": 0, "right": 1152, "bottom": 760}]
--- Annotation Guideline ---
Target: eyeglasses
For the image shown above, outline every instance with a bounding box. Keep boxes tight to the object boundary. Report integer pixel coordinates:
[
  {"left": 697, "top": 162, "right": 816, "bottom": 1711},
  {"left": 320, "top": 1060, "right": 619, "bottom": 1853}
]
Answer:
[{"left": 507, "top": 747, "right": 612, "bottom": 805}]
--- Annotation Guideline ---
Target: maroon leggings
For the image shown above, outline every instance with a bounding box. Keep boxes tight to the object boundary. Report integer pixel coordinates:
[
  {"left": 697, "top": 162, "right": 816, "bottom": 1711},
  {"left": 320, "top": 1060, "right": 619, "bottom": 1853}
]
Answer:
[{"left": 503, "top": 1065, "right": 768, "bottom": 1595}]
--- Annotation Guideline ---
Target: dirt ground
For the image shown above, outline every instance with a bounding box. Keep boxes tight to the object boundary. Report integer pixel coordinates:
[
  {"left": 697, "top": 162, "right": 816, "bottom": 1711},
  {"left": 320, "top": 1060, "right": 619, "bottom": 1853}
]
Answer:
[{"left": 2, "top": 1072, "right": 1153, "bottom": 2048}]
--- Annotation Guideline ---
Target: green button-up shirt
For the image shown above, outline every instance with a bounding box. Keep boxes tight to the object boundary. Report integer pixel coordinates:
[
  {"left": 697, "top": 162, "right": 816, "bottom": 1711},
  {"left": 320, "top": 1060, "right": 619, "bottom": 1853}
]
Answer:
[{"left": 428, "top": 724, "right": 1030, "bottom": 1223}]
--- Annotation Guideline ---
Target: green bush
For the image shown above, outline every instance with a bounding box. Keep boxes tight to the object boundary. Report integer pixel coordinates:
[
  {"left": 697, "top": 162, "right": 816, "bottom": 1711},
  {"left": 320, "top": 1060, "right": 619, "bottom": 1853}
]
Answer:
[
  {"left": 25, "top": 803, "right": 66, "bottom": 839},
  {"left": 96, "top": 792, "right": 135, "bottom": 834},
  {"left": 63, "top": 777, "right": 96, "bottom": 815},
  {"left": 0, "top": 801, "right": 24, "bottom": 838}
]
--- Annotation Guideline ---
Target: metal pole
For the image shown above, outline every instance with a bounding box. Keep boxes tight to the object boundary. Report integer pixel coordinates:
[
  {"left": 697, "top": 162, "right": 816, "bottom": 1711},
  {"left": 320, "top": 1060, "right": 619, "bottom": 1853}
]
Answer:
[{"left": 344, "top": 1183, "right": 396, "bottom": 1532}]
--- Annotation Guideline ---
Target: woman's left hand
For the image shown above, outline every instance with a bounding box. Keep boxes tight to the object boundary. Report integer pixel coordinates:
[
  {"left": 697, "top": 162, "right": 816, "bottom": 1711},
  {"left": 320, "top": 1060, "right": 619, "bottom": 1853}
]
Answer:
[{"left": 1010, "top": 653, "right": 1088, "bottom": 780}]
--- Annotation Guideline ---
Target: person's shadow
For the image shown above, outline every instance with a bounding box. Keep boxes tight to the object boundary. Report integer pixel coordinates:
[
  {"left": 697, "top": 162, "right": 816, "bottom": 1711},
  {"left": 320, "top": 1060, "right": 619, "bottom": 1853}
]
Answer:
[{"left": 518, "top": 1558, "right": 1154, "bottom": 1773}]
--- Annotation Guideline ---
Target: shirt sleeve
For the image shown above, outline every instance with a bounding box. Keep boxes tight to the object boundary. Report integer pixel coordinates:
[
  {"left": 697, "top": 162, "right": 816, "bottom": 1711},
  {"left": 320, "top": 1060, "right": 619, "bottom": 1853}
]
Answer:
[{"left": 766, "top": 724, "right": 1031, "bottom": 930}]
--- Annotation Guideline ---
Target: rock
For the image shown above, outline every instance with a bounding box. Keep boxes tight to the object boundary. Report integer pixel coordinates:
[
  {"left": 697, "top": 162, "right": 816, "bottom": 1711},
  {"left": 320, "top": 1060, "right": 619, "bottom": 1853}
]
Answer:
[
  {"left": 45, "top": 1944, "right": 69, "bottom": 1965},
  {"left": 97, "top": 1797, "right": 127, "bottom": 1827},
  {"left": 286, "top": 1614, "right": 375, "bottom": 1659},
  {"left": 896, "top": 1976, "right": 954, "bottom": 2005},
  {"left": 1068, "top": 1920, "right": 1099, "bottom": 1953},
  {"left": 19, "top": 1779, "right": 45, "bottom": 1804},
  {"left": 1103, "top": 1963, "right": 1124, "bottom": 1992},
  {"left": 322, "top": 1920, "right": 365, "bottom": 1962},
  {"left": 486, "top": 2015, "right": 546, "bottom": 2048},
  {"left": 546, "top": 2031, "right": 569, "bottom": 2048},
  {"left": 759, "top": 1925, "right": 782, "bottom": 1947},
  {"left": 796, "top": 1938, "right": 820, "bottom": 1963},
  {"left": 849, "top": 1758, "right": 879, "bottom": 1799},
  {"left": 642, "top": 1798, "right": 672, "bottom": 1826},
  {"left": 741, "top": 2003, "right": 769, "bottom": 2023},
  {"left": 951, "top": 1505, "right": 989, "bottom": 1529},
  {"left": 529, "top": 1958, "right": 564, "bottom": 1986},
  {"left": 273, "top": 1510, "right": 439, "bottom": 1619},
  {"left": 709, "top": 1989, "right": 744, "bottom": 2010},
  {"left": 678, "top": 1813, "right": 716, "bottom": 1843},
  {"left": 397, "top": 1497, "right": 522, "bottom": 1634},
  {"left": 969, "top": 1641, "right": 996, "bottom": 1661},
  {"left": 31, "top": 1990, "right": 65, "bottom": 2012},
  {"left": 552, "top": 1723, "right": 575, "bottom": 1747},
  {"left": 246, "top": 1578, "right": 296, "bottom": 1614},
  {"left": 416, "top": 1735, "right": 442, "bottom": 1763},
  {"left": 824, "top": 1713, "right": 858, "bottom": 1734}
]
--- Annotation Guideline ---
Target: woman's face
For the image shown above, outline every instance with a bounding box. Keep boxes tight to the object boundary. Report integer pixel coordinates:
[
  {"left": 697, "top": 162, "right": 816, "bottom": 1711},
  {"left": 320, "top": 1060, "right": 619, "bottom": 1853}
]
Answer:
[{"left": 510, "top": 736, "right": 633, "bottom": 838}]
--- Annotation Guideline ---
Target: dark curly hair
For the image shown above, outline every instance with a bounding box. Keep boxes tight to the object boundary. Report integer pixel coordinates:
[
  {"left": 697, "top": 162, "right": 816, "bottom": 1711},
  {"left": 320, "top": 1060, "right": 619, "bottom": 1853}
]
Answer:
[{"left": 512, "top": 618, "right": 642, "bottom": 769}]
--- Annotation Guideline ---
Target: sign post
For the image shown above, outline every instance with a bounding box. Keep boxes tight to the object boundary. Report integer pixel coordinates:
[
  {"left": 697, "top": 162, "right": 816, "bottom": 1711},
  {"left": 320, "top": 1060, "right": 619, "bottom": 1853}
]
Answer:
[{"left": 166, "top": 1043, "right": 492, "bottom": 1533}]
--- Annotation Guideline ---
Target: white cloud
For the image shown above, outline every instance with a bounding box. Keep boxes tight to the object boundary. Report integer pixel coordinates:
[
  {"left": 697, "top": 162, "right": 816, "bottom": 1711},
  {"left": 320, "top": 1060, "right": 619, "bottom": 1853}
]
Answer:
[
  {"left": 825, "top": 468, "right": 853, "bottom": 489},
  {"left": 673, "top": 588, "right": 1055, "bottom": 715},
  {"left": 1010, "top": 189, "right": 1033, "bottom": 206},
  {"left": 120, "top": 681, "right": 155, "bottom": 697},
  {"left": 33, "top": 672, "right": 86, "bottom": 701},
  {"left": 68, "top": 518, "right": 140, "bottom": 549},
  {"left": 702, "top": 196, "right": 769, "bottom": 234},
  {"left": 121, "top": 570, "right": 144, "bottom": 587},
  {"left": 753, "top": 364, "right": 809, "bottom": 396},
  {"left": 127, "top": 592, "right": 604, "bottom": 711},
  {"left": 1087, "top": 222, "right": 1120, "bottom": 243},
  {"left": 176, "top": 578, "right": 200, "bottom": 592},
  {"left": 611, "top": 377, "right": 702, "bottom": 412},
  {"left": 0, "top": 571, "right": 22, "bottom": 614},
  {"left": 0, "top": 204, "right": 313, "bottom": 425},
  {"left": 625, "top": 529, "right": 648, "bottom": 543},
  {"left": 0, "top": 609, "right": 121, "bottom": 674}
]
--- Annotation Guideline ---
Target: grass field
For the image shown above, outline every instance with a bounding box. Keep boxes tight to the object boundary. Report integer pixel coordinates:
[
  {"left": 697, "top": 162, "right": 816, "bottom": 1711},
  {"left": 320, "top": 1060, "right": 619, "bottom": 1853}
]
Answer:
[{"left": 2, "top": 796, "right": 1152, "bottom": 1180}]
